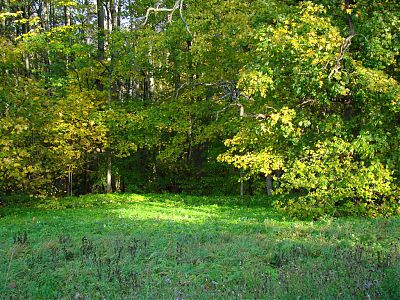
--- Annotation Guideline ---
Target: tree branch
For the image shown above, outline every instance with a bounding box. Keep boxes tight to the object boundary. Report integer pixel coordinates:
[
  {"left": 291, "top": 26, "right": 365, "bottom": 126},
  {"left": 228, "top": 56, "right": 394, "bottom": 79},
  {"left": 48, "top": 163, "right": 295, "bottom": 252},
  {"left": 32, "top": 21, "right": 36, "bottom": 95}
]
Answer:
[
  {"left": 328, "top": 1, "right": 356, "bottom": 79},
  {"left": 328, "top": 35, "right": 354, "bottom": 79},
  {"left": 175, "top": 81, "right": 237, "bottom": 99},
  {"left": 142, "top": 0, "right": 192, "bottom": 38}
]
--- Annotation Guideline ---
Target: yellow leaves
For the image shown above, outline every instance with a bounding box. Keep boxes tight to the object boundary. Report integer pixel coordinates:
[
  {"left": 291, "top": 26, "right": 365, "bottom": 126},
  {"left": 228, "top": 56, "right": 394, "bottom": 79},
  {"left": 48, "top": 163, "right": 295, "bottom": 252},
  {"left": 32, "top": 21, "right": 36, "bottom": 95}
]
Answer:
[
  {"left": 338, "top": 85, "right": 350, "bottom": 96},
  {"left": 270, "top": 113, "right": 280, "bottom": 125},
  {"left": 299, "top": 2, "right": 328, "bottom": 27},
  {"left": 260, "top": 123, "right": 269, "bottom": 134},
  {"left": 57, "top": 0, "right": 79, "bottom": 7},
  {"left": 219, "top": 145, "right": 284, "bottom": 176},
  {"left": 238, "top": 70, "right": 273, "bottom": 98},
  {"left": 29, "top": 16, "right": 41, "bottom": 26},
  {"left": 281, "top": 109, "right": 294, "bottom": 124},
  {"left": 354, "top": 62, "right": 400, "bottom": 95},
  {"left": 391, "top": 95, "right": 400, "bottom": 108},
  {"left": 276, "top": 27, "right": 289, "bottom": 35},
  {"left": 223, "top": 134, "right": 246, "bottom": 150},
  {"left": 270, "top": 107, "right": 295, "bottom": 126},
  {"left": 255, "top": 3, "right": 342, "bottom": 81},
  {"left": 0, "top": 11, "right": 23, "bottom": 20},
  {"left": 13, "top": 124, "right": 28, "bottom": 134}
]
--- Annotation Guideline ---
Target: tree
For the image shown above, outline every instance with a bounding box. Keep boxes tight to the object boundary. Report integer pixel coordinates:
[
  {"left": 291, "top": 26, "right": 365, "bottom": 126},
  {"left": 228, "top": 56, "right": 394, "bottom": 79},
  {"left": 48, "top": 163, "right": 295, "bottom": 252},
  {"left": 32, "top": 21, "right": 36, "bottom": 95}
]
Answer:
[
  {"left": 1, "top": 0, "right": 399, "bottom": 218},
  {"left": 221, "top": 1, "right": 400, "bottom": 217}
]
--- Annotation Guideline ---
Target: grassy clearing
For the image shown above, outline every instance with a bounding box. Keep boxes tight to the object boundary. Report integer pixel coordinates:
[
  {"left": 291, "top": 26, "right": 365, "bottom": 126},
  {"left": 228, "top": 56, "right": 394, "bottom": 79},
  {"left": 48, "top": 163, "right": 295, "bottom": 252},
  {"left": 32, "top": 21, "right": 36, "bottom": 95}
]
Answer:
[{"left": 0, "top": 194, "right": 399, "bottom": 299}]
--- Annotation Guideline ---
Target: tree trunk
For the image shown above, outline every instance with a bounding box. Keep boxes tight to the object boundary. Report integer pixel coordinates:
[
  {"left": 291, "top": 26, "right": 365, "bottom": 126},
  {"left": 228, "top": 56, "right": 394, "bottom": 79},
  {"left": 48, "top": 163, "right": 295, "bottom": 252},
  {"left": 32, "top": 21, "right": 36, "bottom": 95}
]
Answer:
[
  {"left": 266, "top": 174, "right": 272, "bottom": 196},
  {"left": 25, "top": 54, "right": 30, "bottom": 76},
  {"left": 85, "top": 0, "right": 90, "bottom": 44},
  {"left": 43, "top": 1, "right": 50, "bottom": 30},
  {"left": 97, "top": 0, "right": 105, "bottom": 61},
  {"left": 240, "top": 170, "right": 244, "bottom": 197},
  {"left": 97, "top": 0, "right": 112, "bottom": 193},
  {"left": 64, "top": 5, "right": 71, "bottom": 26},
  {"left": 106, "top": 152, "right": 112, "bottom": 193},
  {"left": 117, "top": 0, "right": 121, "bottom": 28},
  {"left": 111, "top": 0, "right": 117, "bottom": 31}
]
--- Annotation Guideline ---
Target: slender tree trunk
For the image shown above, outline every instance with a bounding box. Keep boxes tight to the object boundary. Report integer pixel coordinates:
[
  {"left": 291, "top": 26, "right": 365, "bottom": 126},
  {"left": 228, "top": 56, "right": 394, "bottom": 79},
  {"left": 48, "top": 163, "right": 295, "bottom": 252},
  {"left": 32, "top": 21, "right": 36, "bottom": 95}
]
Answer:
[
  {"left": 84, "top": 0, "right": 90, "bottom": 44},
  {"left": 43, "top": 0, "right": 49, "bottom": 30},
  {"left": 0, "top": 0, "right": 5, "bottom": 34},
  {"left": 50, "top": 2, "right": 55, "bottom": 29},
  {"left": 25, "top": 54, "right": 30, "bottom": 76},
  {"left": 111, "top": 0, "right": 117, "bottom": 31},
  {"left": 266, "top": 174, "right": 272, "bottom": 196},
  {"left": 240, "top": 170, "right": 244, "bottom": 197},
  {"left": 84, "top": 159, "right": 89, "bottom": 194},
  {"left": 117, "top": 0, "right": 121, "bottom": 28},
  {"left": 67, "top": 167, "right": 73, "bottom": 196},
  {"left": 96, "top": 0, "right": 104, "bottom": 90},
  {"left": 106, "top": 151, "right": 112, "bottom": 193},
  {"left": 21, "top": 4, "right": 29, "bottom": 35},
  {"left": 97, "top": 0, "right": 112, "bottom": 193},
  {"left": 97, "top": 0, "right": 105, "bottom": 62},
  {"left": 186, "top": 117, "right": 192, "bottom": 161},
  {"left": 143, "top": 70, "right": 149, "bottom": 101},
  {"left": 64, "top": 5, "right": 71, "bottom": 26}
]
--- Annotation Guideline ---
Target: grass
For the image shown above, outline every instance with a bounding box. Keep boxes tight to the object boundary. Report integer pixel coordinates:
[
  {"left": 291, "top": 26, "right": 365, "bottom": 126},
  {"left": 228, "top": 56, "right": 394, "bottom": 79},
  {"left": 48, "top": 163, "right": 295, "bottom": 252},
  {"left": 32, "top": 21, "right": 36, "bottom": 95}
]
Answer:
[{"left": 0, "top": 193, "right": 399, "bottom": 299}]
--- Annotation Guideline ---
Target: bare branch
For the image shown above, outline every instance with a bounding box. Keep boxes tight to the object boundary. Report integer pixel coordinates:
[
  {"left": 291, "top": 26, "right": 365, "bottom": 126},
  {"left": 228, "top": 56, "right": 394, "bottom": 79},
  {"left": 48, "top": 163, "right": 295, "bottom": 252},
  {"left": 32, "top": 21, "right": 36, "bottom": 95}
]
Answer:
[
  {"left": 175, "top": 81, "right": 273, "bottom": 121},
  {"left": 328, "top": 34, "right": 354, "bottom": 79},
  {"left": 217, "top": 101, "right": 272, "bottom": 121},
  {"left": 297, "top": 98, "right": 316, "bottom": 107},
  {"left": 179, "top": 0, "right": 192, "bottom": 38},
  {"left": 142, "top": 0, "right": 192, "bottom": 38},
  {"left": 329, "top": 5, "right": 356, "bottom": 79},
  {"left": 175, "top": 81, "right": 237, "bottom": 99},
  {"left": 238, "top": 102, "right": 270, "bottom": 120},
  {"left": 216, "top": 103, "right": 237, "bottom": 120}
]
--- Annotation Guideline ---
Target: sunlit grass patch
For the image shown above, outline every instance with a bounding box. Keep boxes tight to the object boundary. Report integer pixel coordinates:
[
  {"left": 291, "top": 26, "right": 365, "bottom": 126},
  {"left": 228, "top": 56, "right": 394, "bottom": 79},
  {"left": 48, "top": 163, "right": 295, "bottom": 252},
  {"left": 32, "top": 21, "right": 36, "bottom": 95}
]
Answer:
[{"left": 0, "top": 194, "right": 399, "bottom": 299}]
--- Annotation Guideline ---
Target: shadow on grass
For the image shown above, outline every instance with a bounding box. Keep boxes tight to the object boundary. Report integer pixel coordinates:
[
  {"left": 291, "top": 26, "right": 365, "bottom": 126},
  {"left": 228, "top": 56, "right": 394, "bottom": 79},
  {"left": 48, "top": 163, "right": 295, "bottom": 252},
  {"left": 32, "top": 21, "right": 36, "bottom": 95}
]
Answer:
[
  {"left": 0, "top": 194, "right": 399, "bottom": 299},
  {"left": 1, "top": 192, "right": 281, "bottom": 209}
]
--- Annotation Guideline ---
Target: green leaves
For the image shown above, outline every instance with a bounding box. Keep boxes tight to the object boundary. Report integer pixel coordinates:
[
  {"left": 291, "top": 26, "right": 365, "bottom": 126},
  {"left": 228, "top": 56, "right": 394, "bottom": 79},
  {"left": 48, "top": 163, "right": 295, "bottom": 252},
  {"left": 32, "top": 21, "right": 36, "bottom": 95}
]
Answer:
[
  {"left": 221, "top": 1, "right": 400, "bottom": 217},
  {"left": 0, "top": 0, "right": 399, "bottom": 215}
]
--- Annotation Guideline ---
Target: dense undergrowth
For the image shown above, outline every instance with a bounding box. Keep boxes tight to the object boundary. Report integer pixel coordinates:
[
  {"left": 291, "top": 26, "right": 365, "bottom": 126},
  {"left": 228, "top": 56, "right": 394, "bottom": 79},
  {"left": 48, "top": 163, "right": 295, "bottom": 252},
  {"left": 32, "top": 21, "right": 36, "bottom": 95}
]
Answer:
[{"left": 0, "top": 194, "right": 399, "bottom": 299}]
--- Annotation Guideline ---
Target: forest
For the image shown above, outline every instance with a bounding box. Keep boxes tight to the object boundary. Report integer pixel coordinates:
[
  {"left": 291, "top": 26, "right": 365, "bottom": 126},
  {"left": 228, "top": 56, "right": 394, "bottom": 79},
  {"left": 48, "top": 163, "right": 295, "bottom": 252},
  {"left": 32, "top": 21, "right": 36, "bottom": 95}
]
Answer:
[
  {"left": 1, "top": 0, "right": 400, "bottom": 218},
  {"left": 1, "top": 1, "right": 400, "bottom": 298}
]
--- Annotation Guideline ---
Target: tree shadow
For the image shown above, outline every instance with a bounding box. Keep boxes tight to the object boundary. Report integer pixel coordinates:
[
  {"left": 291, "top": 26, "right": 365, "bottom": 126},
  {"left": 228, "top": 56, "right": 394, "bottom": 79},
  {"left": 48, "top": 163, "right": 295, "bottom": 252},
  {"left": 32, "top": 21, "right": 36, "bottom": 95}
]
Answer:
[{"left": 0, "top": 196, "right": 399, "bottom": 299}]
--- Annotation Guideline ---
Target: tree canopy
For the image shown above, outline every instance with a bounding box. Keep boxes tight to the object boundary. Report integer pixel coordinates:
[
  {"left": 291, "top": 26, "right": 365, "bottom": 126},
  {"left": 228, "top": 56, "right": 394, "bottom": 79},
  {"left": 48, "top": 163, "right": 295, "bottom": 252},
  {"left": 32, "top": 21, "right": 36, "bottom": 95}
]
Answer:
[{"left": 1, "top": 0, "right": 399, "bottom": 217}]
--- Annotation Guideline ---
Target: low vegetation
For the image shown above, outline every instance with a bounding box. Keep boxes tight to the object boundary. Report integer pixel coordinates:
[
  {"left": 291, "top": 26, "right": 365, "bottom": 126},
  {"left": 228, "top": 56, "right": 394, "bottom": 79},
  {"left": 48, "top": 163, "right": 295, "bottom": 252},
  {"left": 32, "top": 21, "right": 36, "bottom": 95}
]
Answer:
[{"left": 1, "top": 194, "right": 399, "bottom": 299}]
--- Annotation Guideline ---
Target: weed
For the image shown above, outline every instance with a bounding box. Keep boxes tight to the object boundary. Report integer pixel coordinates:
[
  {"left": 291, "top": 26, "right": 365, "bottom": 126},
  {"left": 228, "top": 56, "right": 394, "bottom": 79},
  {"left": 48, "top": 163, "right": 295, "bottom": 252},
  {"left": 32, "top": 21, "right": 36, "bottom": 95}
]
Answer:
[{"left": 0, "top": 194, "right": 399, "bottom": 299}]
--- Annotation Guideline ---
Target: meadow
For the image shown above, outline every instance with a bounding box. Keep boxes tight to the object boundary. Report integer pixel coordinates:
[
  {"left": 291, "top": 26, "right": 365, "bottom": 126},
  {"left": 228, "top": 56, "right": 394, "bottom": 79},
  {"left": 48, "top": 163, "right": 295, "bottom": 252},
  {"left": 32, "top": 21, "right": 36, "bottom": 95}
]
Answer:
[{"left": 0, "top": 194, "right": 399, "bottom": 299}]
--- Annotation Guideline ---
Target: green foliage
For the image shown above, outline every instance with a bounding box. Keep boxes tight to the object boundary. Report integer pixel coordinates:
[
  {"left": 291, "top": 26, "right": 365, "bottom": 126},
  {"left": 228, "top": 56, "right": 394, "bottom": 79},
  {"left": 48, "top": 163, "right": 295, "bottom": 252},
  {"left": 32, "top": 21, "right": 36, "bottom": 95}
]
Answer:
[
  {"left": 275, "top": 137, "right": 399, "bottom": 219},
  {"left": 221, "top": 1, "right": 400, "bottom": 217},
  {"left": 0, "top": 80, "right": 109, "bottom": 195},
  {"left": 1, "top": 0, "right": 400, "bottom": 217}
]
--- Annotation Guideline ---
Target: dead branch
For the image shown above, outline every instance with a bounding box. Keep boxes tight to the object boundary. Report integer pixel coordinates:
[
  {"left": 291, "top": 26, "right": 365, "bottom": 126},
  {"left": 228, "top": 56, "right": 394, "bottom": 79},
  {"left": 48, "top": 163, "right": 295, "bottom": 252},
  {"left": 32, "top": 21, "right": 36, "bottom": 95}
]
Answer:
[
  {"left": 297, "top": 98, "right": 316, "bottom": 107},
  {"left": 328, "top": 5, "right": 356, "bottom": 79},
  {"left": 175, "top": 81, "right": 271, "bottom": 121},
  {"left": 142, "top": 0, "right": 192, "bottom": 38},
  {"left": 175, "top": 81, "right": 237, "bottom": 99},
  {"left": 328, "top": 35, "right": 354, "bottom": 79}
]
